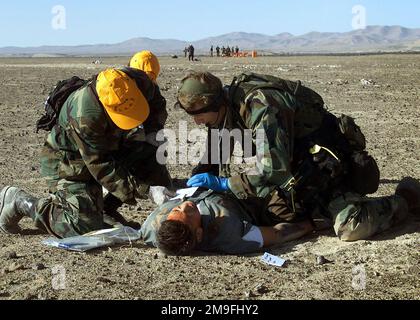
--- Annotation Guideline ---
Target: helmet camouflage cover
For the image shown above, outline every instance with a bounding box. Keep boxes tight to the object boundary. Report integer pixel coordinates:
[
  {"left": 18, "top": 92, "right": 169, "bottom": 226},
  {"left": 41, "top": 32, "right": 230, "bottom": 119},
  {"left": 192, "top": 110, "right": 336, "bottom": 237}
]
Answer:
[{"left": 177, "top": 72, "right": 224, "bottom": 113}]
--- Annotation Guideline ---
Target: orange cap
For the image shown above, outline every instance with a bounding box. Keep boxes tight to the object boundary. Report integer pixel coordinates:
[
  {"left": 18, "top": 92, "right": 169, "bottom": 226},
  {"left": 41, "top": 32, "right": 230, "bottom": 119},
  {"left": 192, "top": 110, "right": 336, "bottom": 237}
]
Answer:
[
  {"left": 129, "top": 51, "right": 160, "bottom": 82},
  {"left": 96, "top": 69, "right": 150, "bottom": 130}
]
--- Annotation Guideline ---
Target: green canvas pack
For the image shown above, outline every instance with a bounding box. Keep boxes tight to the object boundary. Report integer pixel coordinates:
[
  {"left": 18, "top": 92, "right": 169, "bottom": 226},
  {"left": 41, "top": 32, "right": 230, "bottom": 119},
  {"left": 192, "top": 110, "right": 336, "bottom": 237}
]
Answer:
[
  {"left": 228, "top": 72, "right": 327, "bottom": 139},
  {"left": 227, "top": 72, "right": 379, "bottom": 198}
]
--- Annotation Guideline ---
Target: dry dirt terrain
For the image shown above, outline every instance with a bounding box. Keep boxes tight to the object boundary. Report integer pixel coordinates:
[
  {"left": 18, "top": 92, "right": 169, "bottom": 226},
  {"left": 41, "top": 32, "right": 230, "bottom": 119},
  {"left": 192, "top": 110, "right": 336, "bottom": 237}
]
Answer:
[{"left": 0, "top": 55, "right": 419, "bottom": 300}]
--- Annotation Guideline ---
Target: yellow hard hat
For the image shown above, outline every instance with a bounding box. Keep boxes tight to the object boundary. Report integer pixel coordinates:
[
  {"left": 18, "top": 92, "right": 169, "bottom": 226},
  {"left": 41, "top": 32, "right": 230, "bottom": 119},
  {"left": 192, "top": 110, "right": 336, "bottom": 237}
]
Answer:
[
  {"left": 96, "top": 69, "right": 150, "bottom": 130},
  {"left": 129, "top": 51, "right": 160, "bottom": 82}
]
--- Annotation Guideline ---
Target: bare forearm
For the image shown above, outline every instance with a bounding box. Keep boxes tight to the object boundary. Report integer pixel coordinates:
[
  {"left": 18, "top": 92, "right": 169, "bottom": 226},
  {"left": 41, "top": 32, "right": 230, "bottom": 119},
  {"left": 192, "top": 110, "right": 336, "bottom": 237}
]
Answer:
[{"left": 259, "top": 220, "right": 313, "bottom": 247}]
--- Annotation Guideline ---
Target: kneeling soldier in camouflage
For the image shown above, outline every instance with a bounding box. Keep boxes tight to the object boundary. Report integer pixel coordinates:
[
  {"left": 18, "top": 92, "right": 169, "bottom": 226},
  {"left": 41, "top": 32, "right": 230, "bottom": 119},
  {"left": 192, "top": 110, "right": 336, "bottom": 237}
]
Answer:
[
  {"left": 0, "top": 67, "right": 171, "bottom": 238},
  {"left": 164, "top": 71, "right": 420, "bottom": 249}
]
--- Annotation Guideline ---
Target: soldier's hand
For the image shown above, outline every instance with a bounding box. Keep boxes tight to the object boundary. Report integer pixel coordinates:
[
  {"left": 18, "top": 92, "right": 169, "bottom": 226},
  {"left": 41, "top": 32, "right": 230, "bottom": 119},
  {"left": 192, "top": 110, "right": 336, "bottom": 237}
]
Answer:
[{"left": 187, "top": 173, "right": 230, "bottom": 192}]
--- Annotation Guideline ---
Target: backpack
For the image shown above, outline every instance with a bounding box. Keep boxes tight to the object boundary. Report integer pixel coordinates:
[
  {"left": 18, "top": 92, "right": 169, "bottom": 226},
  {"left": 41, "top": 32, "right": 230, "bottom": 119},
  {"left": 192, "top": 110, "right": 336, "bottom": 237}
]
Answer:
[
  {"left": 36, "top": 76, "right": 88, "bottom": 132},
  {"left": 228, "top": 72, "right": 327, "bottom": 139},
  {"left": 227, "top": 72, "right": 379, "bottom": 197}
]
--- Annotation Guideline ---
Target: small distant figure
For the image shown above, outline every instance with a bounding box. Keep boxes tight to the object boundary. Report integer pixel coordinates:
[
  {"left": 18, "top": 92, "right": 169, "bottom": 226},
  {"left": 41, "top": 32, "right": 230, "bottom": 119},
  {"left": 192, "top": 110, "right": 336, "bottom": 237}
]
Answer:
[
  {"left": 184, "top": 47, "right": 188, "bottom": 58},
  {"left": 216, "top": 46, "right": 220, "bottom": 57},
  {"left": 231, "top": 47, "right": 235, "bottom": 56},
  {"left": 92, "top": 59, "right": 102, "bottom": 65},
  {"left": 188, "top": 45, "right": 195, "bottom": 62},
  {"left": 226, "top": 46, "right": 231, "bottom": 57},
  {"left": 221, "top": 46, "right": 226, "bottom": 57},
  {"left": 210, "top": 45, "right": 214, "bottom": 57},
  {"left": 235, "top": 46, "right": 239, "bottom": 55}
]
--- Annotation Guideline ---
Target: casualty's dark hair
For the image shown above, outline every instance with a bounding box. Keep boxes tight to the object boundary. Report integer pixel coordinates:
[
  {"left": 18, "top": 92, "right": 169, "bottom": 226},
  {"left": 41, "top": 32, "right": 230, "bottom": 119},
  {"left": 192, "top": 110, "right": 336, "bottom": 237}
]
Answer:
[{"left": 157, "top": 220, "right": 197, "bottom": 256}]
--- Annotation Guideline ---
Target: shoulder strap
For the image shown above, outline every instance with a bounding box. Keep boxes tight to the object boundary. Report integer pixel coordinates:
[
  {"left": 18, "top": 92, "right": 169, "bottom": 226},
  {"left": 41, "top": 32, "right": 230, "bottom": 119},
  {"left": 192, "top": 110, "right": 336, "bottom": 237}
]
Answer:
[{"left": 189, "top": 189, "right": 215, "bottom": 202}]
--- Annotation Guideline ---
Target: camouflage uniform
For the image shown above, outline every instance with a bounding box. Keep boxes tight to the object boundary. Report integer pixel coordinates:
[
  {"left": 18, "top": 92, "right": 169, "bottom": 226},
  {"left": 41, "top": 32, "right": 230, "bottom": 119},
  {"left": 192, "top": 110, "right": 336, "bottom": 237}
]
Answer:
[
  {"left": 193, "top": 87, "right": 408, "bottom": 241},
  {"left": 188, "top": 45, "right": 195, "bottom": 61},
  {"left": 35, "top": 69, "right": 170, "bottom": 238}
]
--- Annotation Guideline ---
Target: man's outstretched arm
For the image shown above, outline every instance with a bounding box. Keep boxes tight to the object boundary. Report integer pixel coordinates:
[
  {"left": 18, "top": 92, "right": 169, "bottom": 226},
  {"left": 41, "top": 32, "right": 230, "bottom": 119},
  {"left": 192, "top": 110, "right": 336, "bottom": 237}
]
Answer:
[{"left": 259, "top": 220, "right": 314, "bottom": 247}]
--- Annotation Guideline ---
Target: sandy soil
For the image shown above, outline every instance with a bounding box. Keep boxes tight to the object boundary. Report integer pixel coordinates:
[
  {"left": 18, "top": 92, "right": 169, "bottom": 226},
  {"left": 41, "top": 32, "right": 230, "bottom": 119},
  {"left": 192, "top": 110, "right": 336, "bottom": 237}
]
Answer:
[{"left": 0, "top": 55, "right": 419, "bottom": 300}]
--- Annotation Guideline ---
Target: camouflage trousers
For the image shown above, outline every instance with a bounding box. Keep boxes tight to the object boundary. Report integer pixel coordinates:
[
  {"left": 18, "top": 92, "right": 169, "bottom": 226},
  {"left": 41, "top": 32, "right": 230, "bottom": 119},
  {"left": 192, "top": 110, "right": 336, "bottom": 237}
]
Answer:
[
  {"left": 244, "top": 190, "right": 408, "bottom": 242},
  {"left": 35, "top": 143, "right": 171, "bottom": 238},
  {"left": 328, "top": 192, "right": 408, "bottom": 241}
]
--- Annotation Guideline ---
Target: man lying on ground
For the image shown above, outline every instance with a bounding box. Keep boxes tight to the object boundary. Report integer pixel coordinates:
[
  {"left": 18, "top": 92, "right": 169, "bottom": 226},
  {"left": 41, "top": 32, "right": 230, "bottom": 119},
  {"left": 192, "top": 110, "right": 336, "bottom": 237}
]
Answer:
[
  {"left": 141, "top": 178, "right": 420, "bottom": 256},
  {"left": 142, "top": 187, "right": 319, "bottom": 255}
]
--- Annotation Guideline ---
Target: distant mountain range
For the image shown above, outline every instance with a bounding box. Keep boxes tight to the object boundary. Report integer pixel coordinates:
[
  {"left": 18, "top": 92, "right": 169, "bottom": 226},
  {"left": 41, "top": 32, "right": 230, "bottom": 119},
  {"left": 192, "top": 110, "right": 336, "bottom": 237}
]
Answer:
[{"left": 1, "top": 26, "right": 419, "bottom": 56}]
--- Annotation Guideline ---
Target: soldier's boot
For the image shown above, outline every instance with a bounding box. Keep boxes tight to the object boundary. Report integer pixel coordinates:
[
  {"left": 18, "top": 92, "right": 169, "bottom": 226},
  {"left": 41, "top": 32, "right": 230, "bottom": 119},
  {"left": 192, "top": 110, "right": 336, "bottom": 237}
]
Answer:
[
  {"left": 396, "top": 177, "right": 420, "bottom": 216},
  {"left": 103, "top": 193, "right": 141, "bottom": 230},
  {"left": 0, "top": 186, "right": 38, "bottom": 234}
]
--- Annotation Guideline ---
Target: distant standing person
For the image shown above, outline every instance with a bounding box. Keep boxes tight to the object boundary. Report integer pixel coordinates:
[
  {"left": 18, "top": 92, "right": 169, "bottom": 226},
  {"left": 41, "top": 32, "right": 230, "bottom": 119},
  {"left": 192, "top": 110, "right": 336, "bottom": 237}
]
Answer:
[
  {"left": 210, "top": 45, "right": 214, "bottom": 57},
  {"left": 216, "top": 46, "right": 220, "bottom": 57},
  {"left": 188, "top": 45, "right": 195, "bottom": 61},
  {"left": 235, "top": 46, "right": 239, "bottom": 55},
  {"left": 184, "top": 47, "right": 188, "bottom": 58}
]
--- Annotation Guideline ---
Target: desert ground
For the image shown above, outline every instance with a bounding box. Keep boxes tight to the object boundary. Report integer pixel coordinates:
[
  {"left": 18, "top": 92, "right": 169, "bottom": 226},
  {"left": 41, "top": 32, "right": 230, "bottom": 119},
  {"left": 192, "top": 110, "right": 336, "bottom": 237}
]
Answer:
[{"left": 0, "top": 54, "right": 418, "bottom": 300}]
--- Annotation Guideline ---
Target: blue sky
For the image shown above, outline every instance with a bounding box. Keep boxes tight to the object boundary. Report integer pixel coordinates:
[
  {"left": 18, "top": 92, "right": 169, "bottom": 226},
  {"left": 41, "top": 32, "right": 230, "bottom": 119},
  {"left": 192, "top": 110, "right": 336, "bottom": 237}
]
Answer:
[{"left": 0, "top": 0, "right": 419, "bottom": 47}]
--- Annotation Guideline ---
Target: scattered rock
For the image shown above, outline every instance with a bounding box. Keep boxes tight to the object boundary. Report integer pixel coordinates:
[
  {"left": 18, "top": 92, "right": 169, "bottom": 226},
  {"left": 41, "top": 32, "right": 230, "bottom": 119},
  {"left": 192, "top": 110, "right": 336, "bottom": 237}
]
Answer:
[
  {"left": 408, "top": 266, "right": 419, "bottom": 275},
  {"left": 361, "top": 79, "right": 375, "bottom": 86},
  {"left": 7, "top": 262, "right": 26, "bottom": 272},
  {"left": 255, "top": 284, "right": 270, "bottom": 294},
  {"left": 96, "top": 277, "right": 114, "bottom": 284},
  {"left": 244, "top": 291, "right": 256, "bottom": 298},
  {"left": 0, "top": 291, "right": 10, "bottom": 298},
  {"left": 123, "top": 258, "right": 135, "bottom": 265},
  {"left": 336, "top": 79, "right": 349, "bottom": 85},
  {"left": 32, "top": 263, "right": 46, "bottom": 271},
  {"left": 23, "top": 292, "right": 37, "bottom": 300},
  {"left": 5, "top": 251, "right": 18, "bottom": 260},
  {"left": 37, "top": 293, "right": 47, "bottom": 300},
  {"left": 153, "top": 253, "right": 159, "bottom": 260},
  {"left": 159, "top": 252, "right": 169, "bottom": 259},
  {"left": 316, "top": 256, "right": 332, "bottom": 265},
  {"left": 374, "top": 271, "right": 381, "bottom": 277}
]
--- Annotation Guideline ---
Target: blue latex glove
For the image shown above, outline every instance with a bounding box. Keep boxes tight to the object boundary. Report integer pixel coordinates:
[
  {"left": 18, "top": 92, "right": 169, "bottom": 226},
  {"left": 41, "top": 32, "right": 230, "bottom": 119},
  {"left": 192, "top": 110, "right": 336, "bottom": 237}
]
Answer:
[{"left": 187, "top": 173, "right": 230, "bottom": 192}]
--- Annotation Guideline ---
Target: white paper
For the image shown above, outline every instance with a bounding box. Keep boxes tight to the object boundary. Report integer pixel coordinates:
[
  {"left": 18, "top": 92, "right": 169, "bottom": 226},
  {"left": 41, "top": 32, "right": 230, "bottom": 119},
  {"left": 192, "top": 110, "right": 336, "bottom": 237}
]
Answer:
[
  {"left": 170, "top": 187, "right": 200, "bottom": 201},
  {"left": 261, "top": 252, "right": 286, "bottom": 267}
]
